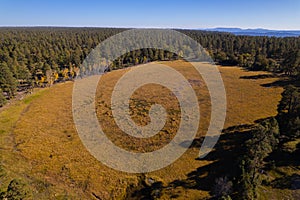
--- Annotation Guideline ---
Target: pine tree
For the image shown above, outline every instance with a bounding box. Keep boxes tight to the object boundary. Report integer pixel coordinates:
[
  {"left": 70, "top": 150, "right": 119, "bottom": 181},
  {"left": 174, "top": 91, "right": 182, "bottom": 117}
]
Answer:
[
  {"left": 239, "top": 118, "right": 279, "bottom": 200},
  {"left": 0, "top": 88, "right": 6, "bottom": 107},
  {"left": 0, "top": 62, "right": 17, "bottom": 99},
  {"left": 277, "top": 85, "right": 300, "bottom": 139}
]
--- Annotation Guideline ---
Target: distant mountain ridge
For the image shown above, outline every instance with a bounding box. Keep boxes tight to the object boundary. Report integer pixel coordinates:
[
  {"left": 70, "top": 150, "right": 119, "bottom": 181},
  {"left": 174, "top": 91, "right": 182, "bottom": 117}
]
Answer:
[{"left": 201, "top": 27, "right": 300, "bottom": 37}]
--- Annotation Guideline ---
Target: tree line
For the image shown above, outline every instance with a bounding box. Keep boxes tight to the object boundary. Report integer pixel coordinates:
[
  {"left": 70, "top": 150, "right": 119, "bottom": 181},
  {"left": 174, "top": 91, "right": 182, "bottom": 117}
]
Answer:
[
  {"left": 0, "top": 27, "right": 299, "bottom": 105},
  {"left": 182, "top": 30, "right": 300, "bottom": 74}
]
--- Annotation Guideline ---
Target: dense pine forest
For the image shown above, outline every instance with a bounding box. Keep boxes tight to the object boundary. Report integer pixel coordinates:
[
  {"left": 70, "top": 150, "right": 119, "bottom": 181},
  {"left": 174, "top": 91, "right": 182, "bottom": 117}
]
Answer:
[{"left": 0, "top": 27, "right": 299, "bottom": 105}]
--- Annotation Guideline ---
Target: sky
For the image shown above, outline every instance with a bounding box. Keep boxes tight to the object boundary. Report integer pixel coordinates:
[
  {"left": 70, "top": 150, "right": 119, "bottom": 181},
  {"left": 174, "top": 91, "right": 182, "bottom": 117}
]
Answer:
[{"left": 0, "top": 0, "right": 299, "bottom": 30}]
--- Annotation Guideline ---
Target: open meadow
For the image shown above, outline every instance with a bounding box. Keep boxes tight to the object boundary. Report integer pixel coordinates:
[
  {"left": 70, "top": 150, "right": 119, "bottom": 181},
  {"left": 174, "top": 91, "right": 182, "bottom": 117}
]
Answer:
[{"left": 0, "top": 60, "right": 288, "bottom": 199}]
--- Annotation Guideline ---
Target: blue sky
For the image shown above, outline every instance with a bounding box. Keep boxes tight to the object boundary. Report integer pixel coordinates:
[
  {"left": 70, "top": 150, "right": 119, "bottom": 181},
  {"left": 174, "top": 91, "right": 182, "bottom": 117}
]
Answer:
[{"left": 0, "top": 0, "right": 299, "bottom": 30}]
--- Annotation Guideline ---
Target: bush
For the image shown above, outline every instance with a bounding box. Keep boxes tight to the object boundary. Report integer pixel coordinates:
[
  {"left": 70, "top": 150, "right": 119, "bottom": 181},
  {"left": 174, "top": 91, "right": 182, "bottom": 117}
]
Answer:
[{"left": 212, "top": 176, "right": 233, "bottom": 198}]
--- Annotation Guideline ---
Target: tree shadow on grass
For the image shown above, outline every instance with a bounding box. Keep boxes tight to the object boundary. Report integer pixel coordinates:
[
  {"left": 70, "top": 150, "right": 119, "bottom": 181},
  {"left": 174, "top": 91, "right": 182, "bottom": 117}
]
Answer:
[
  {"left": 128, "top": 180, "right": 164, "bottom": 200},
  {"left": 239, "top": 74, "right": 279, "bottom": 80},
  {"left": 127, "top": 124, "right": 255, "bottom": 199},
  {"left": 239, "top": 73, "right": 300, "bottom": 88},
  {"left": 271, "top": 174, "right": 300, "bottom": 190},
  {"left": 169, "top": 124, "right": 254, "bottom": 191},
  {"left": 267, "top": 149, "right": 300, "bottom": 168},
  {"left": 261, "top": 79, "right": 300, "bottom": 88}
]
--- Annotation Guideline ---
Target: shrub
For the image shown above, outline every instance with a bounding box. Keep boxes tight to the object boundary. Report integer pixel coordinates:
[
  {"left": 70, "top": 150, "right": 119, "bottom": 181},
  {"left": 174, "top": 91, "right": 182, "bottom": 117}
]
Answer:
[{"left": 212, "top": 176, "right": 233, "bottom": 198}]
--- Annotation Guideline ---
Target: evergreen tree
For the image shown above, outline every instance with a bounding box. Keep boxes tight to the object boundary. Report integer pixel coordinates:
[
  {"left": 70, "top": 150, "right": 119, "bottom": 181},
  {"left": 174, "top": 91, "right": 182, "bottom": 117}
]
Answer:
[
  {"left": 0, "top": 62, "right": 17, "bottom": 99},
  {"left": 277, "top": 85, "right": 300, "bottom": 139},
  {"left": 0, "top": 88, "right": 6, "bottom": 107},
  {"left": 282, "top": 50, "right": 300, "bottom": 76},
  {"left": 239, "top": 117, "right": 279, "bottom": 200}
]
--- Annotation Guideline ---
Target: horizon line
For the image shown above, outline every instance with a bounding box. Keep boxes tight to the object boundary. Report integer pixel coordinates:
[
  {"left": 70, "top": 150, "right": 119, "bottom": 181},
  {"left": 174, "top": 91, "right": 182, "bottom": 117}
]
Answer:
[{"left": 0, "top": 25, "right": 300, "bottom": 31}]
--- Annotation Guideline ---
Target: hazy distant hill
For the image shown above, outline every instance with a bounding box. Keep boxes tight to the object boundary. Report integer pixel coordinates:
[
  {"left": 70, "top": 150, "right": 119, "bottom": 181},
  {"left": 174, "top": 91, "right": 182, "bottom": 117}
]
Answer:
[{"left": 202, "top": 27, "right": 300, "bottom": 37}]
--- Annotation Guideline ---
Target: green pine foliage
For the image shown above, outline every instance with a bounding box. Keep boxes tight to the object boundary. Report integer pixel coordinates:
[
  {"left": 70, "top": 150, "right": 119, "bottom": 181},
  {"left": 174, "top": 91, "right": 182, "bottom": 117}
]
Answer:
[
  {"left": 0, "top": 89, "right": 6, "bottom": 107},
  {"left": 0, "top": 62, "right": 17, "bottom": 99},
  {"left": 238, "top": 117, "right": 279, "bottom": 200},
  {"left": 277, "top": 85, "right": 300, "bottom": 140},
  {"left": 0, "top": 27, "right": 299, "bottom": 98}
]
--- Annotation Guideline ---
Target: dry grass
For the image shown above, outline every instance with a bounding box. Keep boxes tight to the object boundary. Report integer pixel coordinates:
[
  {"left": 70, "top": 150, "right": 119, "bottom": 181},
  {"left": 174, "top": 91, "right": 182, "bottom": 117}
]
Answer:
[{"left": 0, "top": 60, "right": 284, "bottom": 199}]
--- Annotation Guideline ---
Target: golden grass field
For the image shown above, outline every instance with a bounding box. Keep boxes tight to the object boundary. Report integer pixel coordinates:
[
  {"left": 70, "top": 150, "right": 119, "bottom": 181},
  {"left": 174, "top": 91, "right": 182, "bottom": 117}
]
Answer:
[{"left": 0, "top": 60, "right": 289, "bottom": 199}]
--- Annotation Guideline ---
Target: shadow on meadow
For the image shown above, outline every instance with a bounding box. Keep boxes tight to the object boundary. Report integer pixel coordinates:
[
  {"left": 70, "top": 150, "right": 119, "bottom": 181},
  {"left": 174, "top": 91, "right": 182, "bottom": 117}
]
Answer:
[
  {"left": 239, "top": 73, "right": 279, "bottom": 80},
  {"left": 261, "top": 79, "right": 300, "bottom": 88},
  {"left": 239, "top": 72, "right": 300, "bottom": 88},
  {"left": 127, "top": 124, "right": 255, "bottom": 199},
  {"left": 270, "top": 174, "right": 300, "bottom": 190}
]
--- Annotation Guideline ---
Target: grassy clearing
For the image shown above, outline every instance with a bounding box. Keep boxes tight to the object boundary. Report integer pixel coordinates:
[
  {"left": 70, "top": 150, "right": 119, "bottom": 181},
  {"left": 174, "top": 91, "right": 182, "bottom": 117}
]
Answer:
[
  {"left": 0, "top": 89, "right": 46, "bottom": 198},
  {"left": 0, "top": 61, "right": 286, "bottom": 199}
]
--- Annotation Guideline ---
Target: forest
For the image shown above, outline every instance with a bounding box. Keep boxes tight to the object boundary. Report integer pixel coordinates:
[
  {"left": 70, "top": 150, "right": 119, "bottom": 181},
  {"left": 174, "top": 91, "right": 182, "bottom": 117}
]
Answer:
[{"left": 0, "top": 27, "right": 299, "bottom": 106}]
